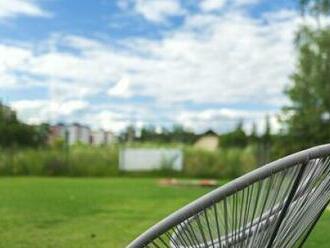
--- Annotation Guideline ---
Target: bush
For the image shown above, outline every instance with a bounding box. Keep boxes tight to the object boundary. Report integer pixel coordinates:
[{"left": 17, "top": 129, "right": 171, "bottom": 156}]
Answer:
[
  {"left": 183, "top": 146, "right": 257, "bottom": 179},
  {"left": 0, "top": 145, "right": 119, "bottom": 177},
  {"left": 0, "top": 144, "right": 259, "bottom": 179}
]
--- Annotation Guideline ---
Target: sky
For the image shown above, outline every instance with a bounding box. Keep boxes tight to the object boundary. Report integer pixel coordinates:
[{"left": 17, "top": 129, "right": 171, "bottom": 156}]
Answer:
[{"left": 0, "top": 0, "right": 302, "bottom": 134}]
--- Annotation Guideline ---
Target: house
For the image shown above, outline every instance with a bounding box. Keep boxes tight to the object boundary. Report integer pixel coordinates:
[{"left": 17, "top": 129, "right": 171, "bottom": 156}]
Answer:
[{"left": 194, "top": 130, "right": 219, "bottom": 152}]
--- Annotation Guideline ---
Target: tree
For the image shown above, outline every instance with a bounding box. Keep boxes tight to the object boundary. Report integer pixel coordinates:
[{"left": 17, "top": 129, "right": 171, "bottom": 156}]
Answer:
[
  {"left": 259, "top": 115, "right": 272, "bottom": 163},
  {"left": 0, "top": 102, "right": 46, "bottom": 148},
  {"left": 299, "top": 0, "right": 330, "bottom": 27},
  {"left": 262, "top": 115, "right": 271, "bottom": 144},
  {"left": 220, "top": 120, "right": 248, "bottom": 148},
  {"left": 282, "top": 26, "right": 330, "bottom": 149},
  {"left": 249, "top": 122, "right": 258, "bottom": 144}
]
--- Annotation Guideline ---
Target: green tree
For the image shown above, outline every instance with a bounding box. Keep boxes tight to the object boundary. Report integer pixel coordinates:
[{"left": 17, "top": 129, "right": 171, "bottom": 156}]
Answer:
[
  {"left": 260, "top": 115, "right": 272, "bottom": 163},
  {"left": 221, "top": 120, "right": 248, "bottom": 148},
  {"left": 249, "top": 122, "right": 258, "bottom": 144},
  {"left": 0, "top": 102, "right": 46, "bottom": 148},
  {"left": 282, "top": 26, "right": 330, "bottom": 150},
  {"left": 299, "top": 0, "right": 330, "bottom": 26}
]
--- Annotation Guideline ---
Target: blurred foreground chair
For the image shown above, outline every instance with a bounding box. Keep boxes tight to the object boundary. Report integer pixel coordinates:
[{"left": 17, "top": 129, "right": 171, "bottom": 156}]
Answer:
[{"left": 128, "top": 144, "right": 330, "bottom": 248}]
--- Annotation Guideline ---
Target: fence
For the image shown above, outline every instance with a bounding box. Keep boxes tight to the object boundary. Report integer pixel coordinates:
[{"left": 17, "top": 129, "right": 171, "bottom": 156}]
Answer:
[{"left": 119, "top": 148, "right": 183, "bottom": 171}]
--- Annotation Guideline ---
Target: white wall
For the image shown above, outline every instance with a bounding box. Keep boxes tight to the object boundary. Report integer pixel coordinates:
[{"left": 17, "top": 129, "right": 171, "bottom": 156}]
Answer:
[
  {"left": 79, "top": 126, "right": 91, "bottom": 144},
  {"left": 92, "top": 130, "right": 106, "bottom": 145},
  {"left": 119, "top": 148, "right": 183, "bottom": 171},
  {"left": 68, "top": 125, "right": 79, "bottom": 145},
  {"left": 105, "top": 131, "right": 116, "bottom": 144}
]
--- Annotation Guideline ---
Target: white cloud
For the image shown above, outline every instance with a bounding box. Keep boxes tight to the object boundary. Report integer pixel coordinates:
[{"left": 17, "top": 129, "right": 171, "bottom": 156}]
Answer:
[
  {"left": 10, "top": 99, "right": 89, "bottom": 124},
  {"left": 3, "top": 5, "right": 302, "bottom": 132},
  {"left": 11, "top": 10, "right": 298, "bottom": 106},
  {"left": 0, "top": 44, "right": 32, "bottom": 87},
  {"left": 233, "top": 0, "right": 260, "bottom": 7},
  {"left": 10, "top": 99, "right": 45, "bottom": 111},
  {"left": 176, "top": 108, "right": 280, "bottom": 134},
  {"left": 200, "top": 0, "right": 227, "bottom": 12},
  {"left": 50, "top": 100, "right": 89, "bottom": 116},
  {"left": 199, "top": 0, "right": 260, "bottom": 12},
  {"left": 10, "top": 100, "right": 48, "bottom": 124},
  {"left": 107, "top": 76, "right": 134, "bottom": 98},
  {"left": 88, "top": 110, "right": 129, "bottom": 133},
  {"left": 0, "top": 0, "right": 51, "bottom": 19},
  {"left": 134, "top": 0, "right": 184, "bottom": 23}
]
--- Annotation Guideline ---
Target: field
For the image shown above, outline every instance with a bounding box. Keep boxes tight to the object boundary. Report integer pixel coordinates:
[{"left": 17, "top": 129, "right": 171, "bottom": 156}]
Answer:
[{"left": 0, "top": 178, "right": 329, "bottom": 247}]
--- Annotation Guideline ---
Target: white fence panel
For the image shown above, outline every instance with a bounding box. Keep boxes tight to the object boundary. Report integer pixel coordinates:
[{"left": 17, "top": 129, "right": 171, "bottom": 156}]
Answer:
[{"left": 119, "top": 148, "right": 183, "bottom": 171}]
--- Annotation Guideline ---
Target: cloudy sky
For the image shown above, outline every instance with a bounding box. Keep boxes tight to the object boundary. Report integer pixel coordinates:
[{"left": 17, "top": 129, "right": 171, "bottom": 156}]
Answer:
[{"left": 0, "top": 0, "right": 301, "bottom": 133}]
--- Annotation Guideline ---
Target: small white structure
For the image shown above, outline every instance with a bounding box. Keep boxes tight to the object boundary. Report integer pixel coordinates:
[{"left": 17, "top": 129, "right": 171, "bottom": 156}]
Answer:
[{"left": 119, "top": 148, "right": 183, "bottom": 171}]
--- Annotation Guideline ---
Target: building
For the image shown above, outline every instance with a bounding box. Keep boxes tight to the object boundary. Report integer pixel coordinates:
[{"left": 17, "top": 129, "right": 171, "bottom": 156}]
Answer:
[
  {"left": 67, "top": 123, "right": 80, "bottom": 145},
  {"left": 105, "top": 131, "right": 116, "bottom": 145},
  {"left": 194, "top": 130, "right": 219, "bottom": 152},
  {"left": 49, "top": 123, "right": 114, "bottom": 146},
  {"left": 91, "top": 129, "right": 106, "bottom": 145},
  {"left": 79, "top": 125, "right": 91, "bottom": 144},
  {"left": 67, "top": 123, "right": 91, "bottom": 145},
  {"left": 91, "top": 129, "right": 116, "bottom": 146}
]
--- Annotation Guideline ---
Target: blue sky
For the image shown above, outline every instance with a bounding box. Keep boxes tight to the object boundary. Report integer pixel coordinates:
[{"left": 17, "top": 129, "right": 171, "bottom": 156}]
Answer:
[{"left": 0, "top": 0, "right": 302, "bottom": 133}]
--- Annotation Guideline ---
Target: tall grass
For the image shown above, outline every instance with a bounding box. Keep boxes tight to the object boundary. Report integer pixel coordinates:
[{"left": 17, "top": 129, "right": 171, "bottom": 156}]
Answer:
[
  {"left": 0, "top": 145, "right": 118, "bottom": 177},
  {"left": 184, "top": 145, "right": 257, "bottom": 179},
  {"left": 0, "top": 144, "right": 258, "bottom": 179}
]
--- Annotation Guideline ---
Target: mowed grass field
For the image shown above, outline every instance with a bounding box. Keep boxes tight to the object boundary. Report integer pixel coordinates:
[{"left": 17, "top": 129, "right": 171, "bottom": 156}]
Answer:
[{"left": 0, "top": 178, "right": 329, "bottom": 247}]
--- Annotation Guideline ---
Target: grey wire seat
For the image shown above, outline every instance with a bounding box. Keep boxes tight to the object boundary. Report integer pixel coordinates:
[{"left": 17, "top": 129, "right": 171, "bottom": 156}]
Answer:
[{"left": 128, "top": 144, "right": 330, "bottom": 248}]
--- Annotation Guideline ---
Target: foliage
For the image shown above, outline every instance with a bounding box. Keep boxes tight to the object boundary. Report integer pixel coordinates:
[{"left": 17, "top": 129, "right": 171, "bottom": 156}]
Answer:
[
  {"left": 0, "top": 146, "right": 119, "bottom": 177},
  {"left": 299, "top": 0, "right": 330, "bottom": 25},
  {"left": 120, "top": 124, "right": 198, "bottom": 144},
  {"left": 184, "top": 145, "right": 257, "bottom": 179},
  {"left": 0, "top": 144, "right": 260, "bottom": 179},
  {"left": 0, "top": 103, "right": 48, "bottom": 148},
  {"left": 220, "top": 120, "right": 248, "bottom": 148},
  {"left": 281, "top": 26, "right": 330, "bottom": 152},
  {"left": 279, "top": 0, "right": 330, "bottom": 153}
]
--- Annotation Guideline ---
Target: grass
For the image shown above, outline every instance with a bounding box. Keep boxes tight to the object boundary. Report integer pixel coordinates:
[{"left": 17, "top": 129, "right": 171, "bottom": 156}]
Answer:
[
  {"left": 0, "top": 145, "right": 258, "bottom": 179},
  {"left": 0, "top": 177, "right": 328, "bottom": 247}
]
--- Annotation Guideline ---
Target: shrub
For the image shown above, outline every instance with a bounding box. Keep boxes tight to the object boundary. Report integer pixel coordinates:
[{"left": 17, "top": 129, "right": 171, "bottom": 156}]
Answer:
[{"left": 0, "top": 144, "right": 259, "bottom": 179}]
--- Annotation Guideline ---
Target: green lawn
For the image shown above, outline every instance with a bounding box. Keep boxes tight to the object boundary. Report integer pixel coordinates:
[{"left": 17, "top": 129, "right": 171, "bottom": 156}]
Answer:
[{"left": 0, "top": 177, "right": 329, "bottom": 247}]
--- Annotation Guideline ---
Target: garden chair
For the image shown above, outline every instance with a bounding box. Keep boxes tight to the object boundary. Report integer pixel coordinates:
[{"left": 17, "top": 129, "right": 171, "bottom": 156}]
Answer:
[{"left": 128, "top": 144, "right": 330, "bottom": 248}]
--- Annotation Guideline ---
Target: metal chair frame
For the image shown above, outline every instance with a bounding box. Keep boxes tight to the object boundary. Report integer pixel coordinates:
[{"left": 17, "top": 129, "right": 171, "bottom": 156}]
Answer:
[{"left": 128, "top": 144, "right": 330, "bottom": 248}]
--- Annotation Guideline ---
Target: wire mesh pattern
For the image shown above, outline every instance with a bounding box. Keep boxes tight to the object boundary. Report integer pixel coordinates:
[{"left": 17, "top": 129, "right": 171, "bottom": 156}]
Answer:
[{"left": 128, "top": 145, "right": 330, "bottom": 248}]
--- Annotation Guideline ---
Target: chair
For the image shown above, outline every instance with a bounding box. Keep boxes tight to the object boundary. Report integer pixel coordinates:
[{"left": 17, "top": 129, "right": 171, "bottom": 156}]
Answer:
[{"left": 128, "top": 144, "right": 330, "bottom": 248}]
